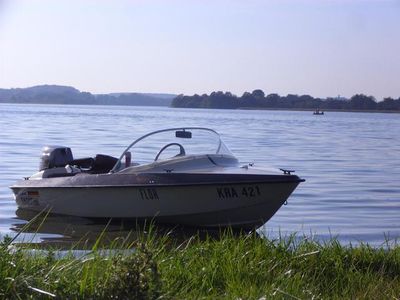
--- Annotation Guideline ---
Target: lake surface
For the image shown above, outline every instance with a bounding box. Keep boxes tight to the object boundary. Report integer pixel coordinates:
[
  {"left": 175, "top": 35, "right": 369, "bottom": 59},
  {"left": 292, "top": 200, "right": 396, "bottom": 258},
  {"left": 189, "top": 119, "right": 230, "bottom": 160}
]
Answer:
[{"left": 0, "top": 104, "right": 399, "bottom": 247}]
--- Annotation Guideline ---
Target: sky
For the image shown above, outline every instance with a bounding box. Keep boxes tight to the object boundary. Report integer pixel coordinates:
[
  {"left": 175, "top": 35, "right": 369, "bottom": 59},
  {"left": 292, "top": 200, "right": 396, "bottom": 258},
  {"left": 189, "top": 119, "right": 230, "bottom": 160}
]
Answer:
[{"left": 0, "top": 0, "right": 399, "bottom": 99}]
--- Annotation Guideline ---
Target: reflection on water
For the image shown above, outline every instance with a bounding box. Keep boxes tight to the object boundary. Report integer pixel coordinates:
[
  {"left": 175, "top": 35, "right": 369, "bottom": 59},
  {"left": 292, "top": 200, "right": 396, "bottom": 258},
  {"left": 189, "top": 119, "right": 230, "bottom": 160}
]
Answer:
[{"left": 11, "top": 209, "right": 249, "bottom": 249}]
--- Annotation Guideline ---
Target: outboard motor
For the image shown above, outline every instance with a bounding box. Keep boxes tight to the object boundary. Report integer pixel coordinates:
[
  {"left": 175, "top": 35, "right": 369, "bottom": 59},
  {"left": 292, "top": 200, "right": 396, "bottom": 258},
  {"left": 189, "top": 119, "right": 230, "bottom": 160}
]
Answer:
[{"left": 40, "top": 146, "right": 73, "bottom": 171}]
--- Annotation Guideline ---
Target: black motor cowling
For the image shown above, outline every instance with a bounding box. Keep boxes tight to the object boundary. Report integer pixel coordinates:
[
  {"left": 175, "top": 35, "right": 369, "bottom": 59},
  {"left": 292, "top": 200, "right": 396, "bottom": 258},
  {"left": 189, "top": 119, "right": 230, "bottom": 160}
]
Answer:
[{"left": 40, "top": 146, "right": 73, "bottom": 170}]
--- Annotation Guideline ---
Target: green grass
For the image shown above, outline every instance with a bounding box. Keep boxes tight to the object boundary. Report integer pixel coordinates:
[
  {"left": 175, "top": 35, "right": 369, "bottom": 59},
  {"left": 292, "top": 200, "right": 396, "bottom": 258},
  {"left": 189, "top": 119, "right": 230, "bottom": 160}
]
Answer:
[{"left": 1, "top": 228, "right": 399, "bottom": 299}]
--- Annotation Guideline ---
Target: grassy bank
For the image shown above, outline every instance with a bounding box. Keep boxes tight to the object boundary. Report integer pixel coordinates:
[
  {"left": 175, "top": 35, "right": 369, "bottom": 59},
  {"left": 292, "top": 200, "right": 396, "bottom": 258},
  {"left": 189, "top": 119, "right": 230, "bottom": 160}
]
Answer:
[{"left": 1, "top": 230, "right": 399, "bottom": 299}]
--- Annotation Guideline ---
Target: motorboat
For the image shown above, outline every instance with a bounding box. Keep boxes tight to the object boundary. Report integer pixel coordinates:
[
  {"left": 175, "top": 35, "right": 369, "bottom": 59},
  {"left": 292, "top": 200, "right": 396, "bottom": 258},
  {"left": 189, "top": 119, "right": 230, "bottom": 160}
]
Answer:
[
  {"left": 313, "top": 109, "right": 324, "bottom": 115},
  {"left": 11, "top": 127, "right": 304, "bottom": 230}
]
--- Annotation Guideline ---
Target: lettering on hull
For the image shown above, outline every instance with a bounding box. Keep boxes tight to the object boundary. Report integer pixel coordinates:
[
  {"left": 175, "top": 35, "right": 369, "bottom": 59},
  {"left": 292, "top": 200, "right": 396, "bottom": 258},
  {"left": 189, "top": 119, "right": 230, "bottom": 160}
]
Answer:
[{"left": 216, "top": 186, "right": 261, "bottom": 199}]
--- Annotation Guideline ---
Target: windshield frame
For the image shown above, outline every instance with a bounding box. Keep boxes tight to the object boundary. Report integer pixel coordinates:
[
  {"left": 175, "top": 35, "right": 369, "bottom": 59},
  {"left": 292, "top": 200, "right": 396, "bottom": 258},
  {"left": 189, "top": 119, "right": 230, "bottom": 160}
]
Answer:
[{"left": 110, "top": 127, "right": 228, "bottom": 173}]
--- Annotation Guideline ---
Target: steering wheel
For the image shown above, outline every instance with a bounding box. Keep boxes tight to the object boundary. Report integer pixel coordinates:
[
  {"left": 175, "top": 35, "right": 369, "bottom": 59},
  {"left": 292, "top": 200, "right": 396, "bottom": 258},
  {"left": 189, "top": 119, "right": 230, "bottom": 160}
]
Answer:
[{"left": 154, "top": 143, "right": 186, "bottom": 161}]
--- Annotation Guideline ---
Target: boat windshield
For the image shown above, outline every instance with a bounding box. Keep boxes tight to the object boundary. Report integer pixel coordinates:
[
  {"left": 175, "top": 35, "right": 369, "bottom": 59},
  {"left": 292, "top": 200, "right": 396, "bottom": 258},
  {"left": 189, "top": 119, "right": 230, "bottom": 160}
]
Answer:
[{"left": 111, "top": 127, "right": 233, "bottom": 172}]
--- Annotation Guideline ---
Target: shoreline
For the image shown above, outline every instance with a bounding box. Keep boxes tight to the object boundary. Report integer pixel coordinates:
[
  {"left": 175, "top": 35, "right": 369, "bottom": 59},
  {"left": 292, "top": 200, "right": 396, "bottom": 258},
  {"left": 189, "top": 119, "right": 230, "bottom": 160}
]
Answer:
[
  {"left": 238, "top": 107, "right": 400, "bottom": 114},
  {"left": 1, "top": 102, "right": 399, "bottom": 114}
]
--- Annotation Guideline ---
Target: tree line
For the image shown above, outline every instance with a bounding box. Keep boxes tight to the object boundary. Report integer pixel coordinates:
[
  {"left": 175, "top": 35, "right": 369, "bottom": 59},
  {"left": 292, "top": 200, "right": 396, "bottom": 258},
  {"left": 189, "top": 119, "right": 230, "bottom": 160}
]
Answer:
[
  {"left": 0, "top": 85, "right": 174, "bottom": 106},
  {"left": 171, "top": 90, "right": 400, "bottom": 111}
]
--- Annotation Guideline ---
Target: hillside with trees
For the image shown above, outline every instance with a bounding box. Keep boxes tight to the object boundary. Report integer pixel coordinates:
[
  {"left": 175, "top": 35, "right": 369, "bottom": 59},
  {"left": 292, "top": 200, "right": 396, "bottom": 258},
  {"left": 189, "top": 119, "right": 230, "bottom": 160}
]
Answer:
[
  {"left": 171, "top": 90, "right": 400, "bottom": 112},
  {"left": 0, "top": 85, "right": 175, "bottom": 106}
]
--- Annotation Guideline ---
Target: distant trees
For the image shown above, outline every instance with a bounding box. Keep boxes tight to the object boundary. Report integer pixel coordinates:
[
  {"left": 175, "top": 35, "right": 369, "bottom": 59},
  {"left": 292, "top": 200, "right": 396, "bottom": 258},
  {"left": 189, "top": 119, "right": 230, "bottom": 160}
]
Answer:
[
  {"left": 205, "top": 91, "right": 239, "bottom": 109},
  {"left": 378, "top": 97, "right": 398, "bottom": 110},
  {"left": 171, "top": 89, "right": 400, "bottom": 112},
  {"left": 0, "top": 85, "right": 175, "bottom": 106},
  {"left": 348, "top": 94, "right": 377, "bottom": 110},
  {"left": 172, "top": 92, "right": 240, "bottom": 109}
]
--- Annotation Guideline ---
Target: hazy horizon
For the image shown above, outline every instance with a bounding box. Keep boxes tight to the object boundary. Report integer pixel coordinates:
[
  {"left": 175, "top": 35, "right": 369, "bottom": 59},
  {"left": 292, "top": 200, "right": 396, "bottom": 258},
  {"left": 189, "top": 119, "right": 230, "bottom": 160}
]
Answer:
[{"left": 1, "top": 0, "right": 399, "bottom": 99}]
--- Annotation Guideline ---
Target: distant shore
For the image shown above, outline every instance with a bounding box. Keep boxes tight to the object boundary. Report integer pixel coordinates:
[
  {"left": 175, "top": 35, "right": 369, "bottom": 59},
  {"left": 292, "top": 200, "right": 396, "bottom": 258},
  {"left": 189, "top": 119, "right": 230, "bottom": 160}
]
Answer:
[
  {"left": 2, "top": 85, "right": 400, "bottom": 113},
  {"left": 0, "top": 85, "right": 175, "bottom": 107},
  {"left": 171, "top": 90, "right": 400, "bottom": 113},
  {"left": 2, "top": 99, "right": 400, "bottom": 115},
  {"left": 238, "top": 107, "right": 400, "bottom": 114},
  {"left": 2, "top": 101, "right": 400, "bottom": 114}
]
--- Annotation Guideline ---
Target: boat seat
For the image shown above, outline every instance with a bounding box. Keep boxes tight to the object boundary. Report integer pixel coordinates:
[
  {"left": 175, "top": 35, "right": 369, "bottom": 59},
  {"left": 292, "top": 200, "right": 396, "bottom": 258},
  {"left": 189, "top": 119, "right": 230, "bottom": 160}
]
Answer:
[
  {"left": 71, "top": 157, "right": 95, "bottom": 169},
  {"left": 89, "top": 154, "right": 118, "bottom": 174}
]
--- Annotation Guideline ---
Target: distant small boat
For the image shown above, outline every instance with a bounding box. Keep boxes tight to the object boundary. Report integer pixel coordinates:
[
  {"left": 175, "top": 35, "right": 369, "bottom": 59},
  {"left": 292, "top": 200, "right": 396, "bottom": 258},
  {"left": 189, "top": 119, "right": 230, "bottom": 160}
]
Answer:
[{"left": 313, "top": 109, "right": 324, "bottom": 115}]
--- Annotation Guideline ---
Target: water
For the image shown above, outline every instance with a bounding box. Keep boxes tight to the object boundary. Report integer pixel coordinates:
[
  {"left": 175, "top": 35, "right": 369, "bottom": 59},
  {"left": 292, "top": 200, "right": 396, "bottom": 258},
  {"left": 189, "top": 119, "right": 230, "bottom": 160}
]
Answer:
[{"left": 1, "top": 103, "right": 399, "bottom": 247}]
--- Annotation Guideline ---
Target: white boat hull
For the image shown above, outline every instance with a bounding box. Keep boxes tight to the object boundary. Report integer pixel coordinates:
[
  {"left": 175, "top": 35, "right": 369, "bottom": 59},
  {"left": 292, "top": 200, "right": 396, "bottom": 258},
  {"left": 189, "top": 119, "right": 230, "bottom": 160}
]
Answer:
[{"left": 12, "top": 181, "right": 299, "bottom": 229}]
